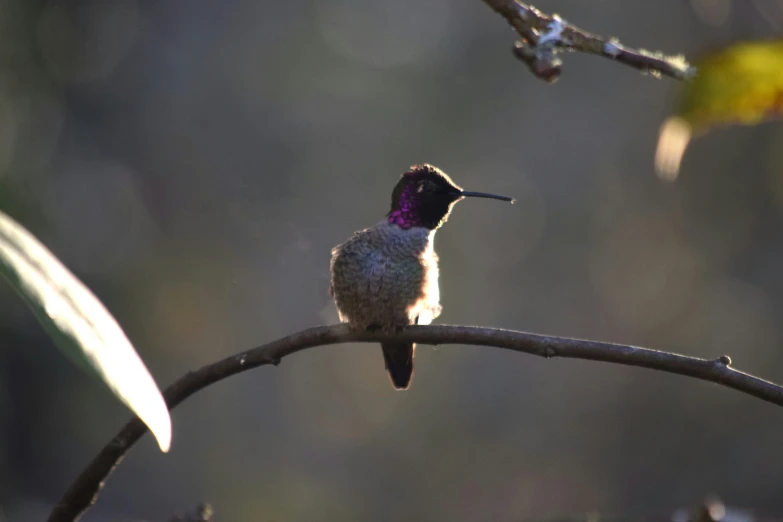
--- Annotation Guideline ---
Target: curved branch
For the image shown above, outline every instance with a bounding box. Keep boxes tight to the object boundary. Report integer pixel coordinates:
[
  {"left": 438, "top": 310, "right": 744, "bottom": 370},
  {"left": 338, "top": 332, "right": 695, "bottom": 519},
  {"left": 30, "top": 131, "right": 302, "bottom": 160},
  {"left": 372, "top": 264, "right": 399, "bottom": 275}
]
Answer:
[
  {"left": 482, "top": 0, "right": 696, "bottom": 82},
  {"left": 49, "top": 323, "right": 783, "bottom": 522}
]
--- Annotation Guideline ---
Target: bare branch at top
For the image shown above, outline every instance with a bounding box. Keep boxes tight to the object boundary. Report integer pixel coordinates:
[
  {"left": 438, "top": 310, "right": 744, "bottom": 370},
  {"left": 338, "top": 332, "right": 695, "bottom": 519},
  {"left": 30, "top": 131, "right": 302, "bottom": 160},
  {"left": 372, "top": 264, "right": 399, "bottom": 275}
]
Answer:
[{"left": 482, "top": 0, "right": 696, "bottom": 82}]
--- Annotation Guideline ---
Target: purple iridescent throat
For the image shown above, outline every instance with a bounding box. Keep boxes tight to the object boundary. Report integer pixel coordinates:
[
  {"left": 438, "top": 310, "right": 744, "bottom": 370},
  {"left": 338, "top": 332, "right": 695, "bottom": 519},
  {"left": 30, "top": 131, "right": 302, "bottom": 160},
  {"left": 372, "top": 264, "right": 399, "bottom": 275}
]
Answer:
[{"left": 388, "top": 184, "right": 419, "bottom": 229}]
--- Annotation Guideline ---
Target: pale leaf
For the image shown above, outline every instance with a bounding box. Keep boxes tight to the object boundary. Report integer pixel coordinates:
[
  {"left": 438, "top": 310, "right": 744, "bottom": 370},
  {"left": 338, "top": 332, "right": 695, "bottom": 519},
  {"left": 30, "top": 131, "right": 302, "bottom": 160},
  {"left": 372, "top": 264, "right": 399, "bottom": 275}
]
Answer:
[{"left": 0, "top": 210, "right": 171, "bottom": 452}]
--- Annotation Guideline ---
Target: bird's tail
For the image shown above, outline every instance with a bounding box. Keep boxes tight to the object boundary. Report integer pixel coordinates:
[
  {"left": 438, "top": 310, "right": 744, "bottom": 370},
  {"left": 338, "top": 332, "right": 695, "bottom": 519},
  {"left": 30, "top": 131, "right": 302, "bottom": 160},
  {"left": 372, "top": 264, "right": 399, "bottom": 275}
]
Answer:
[{"left": 381, "top": 342, "right": 415, "bottom": 390}]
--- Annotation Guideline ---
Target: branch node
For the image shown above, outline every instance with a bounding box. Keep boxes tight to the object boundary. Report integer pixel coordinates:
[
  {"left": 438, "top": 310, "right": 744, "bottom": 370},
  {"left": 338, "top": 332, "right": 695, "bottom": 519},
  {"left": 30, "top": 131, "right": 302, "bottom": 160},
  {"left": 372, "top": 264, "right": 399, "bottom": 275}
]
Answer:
[
  {"left": 603, "top": 38, "right": 622, "bottom": 58},
  {"left": 537, "top": 13, "right": 566, "bottom": 46},
  {"left": 717, "top": 355, "right": 732, "bottom": 366},
  {"left": 513, "top": 42, "right": 562, "bottom": 83},
  {"left": 544, "top": 344, "right": 557, "bottom": 358},
  {"left": 170, "top": 503, "right": 214, "bottom": 522}
]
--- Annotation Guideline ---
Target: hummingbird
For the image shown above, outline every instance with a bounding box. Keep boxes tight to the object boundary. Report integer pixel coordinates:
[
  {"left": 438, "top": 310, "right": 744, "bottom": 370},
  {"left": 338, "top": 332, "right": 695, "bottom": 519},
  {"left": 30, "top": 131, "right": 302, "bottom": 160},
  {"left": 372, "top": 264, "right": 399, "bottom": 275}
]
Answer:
[{"left": 329, "top": 164, "right": 514, "bottom": 390}]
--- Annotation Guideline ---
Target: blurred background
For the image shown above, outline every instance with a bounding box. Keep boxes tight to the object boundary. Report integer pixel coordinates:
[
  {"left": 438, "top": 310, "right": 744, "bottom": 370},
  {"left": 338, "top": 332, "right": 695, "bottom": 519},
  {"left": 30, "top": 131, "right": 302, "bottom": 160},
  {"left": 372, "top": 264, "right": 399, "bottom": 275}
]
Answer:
[{"left": 0, "top": 0, "right": 782, "bottom": 520}]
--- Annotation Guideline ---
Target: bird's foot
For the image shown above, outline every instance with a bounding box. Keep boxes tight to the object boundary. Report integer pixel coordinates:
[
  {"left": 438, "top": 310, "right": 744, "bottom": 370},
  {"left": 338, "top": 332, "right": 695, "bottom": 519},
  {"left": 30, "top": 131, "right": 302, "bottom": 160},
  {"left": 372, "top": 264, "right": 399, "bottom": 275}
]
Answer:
[{"left": 366, "top": 323, "right": 384, "bottom": 333}]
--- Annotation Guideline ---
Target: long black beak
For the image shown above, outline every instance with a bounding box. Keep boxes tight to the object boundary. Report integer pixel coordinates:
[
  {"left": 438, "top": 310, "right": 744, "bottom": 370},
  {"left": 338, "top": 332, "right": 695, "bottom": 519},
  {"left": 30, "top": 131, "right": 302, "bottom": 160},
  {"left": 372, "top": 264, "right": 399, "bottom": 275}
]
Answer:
[{"left": 460, "top": 191, "right": 515, "bottom": 203}]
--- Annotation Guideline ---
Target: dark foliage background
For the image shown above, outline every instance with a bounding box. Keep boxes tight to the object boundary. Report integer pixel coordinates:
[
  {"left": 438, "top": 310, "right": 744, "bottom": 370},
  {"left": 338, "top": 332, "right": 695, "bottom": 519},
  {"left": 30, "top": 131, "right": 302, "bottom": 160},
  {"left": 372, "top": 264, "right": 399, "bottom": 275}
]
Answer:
[{"left": 1, "top": 0, "right": 782, "bottom": 520}]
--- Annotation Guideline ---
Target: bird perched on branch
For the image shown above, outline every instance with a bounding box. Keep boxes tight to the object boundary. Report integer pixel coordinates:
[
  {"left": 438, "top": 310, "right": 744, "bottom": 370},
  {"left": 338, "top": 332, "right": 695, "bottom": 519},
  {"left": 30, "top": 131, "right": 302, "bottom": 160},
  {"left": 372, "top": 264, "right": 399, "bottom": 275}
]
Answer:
[{"left": 329, "top": 164, "right": 514, "bottom": 390}]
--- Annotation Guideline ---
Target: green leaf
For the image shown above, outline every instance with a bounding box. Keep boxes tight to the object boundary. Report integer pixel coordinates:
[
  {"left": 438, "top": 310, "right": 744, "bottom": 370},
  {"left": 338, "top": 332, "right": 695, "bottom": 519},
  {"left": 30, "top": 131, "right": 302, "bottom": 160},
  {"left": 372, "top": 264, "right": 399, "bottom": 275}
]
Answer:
[
  {"left": 0, "top": 210, "right": 171, "bottom": 452},
  {"left": 655, "top": 39, "right": 783, "bottom": 180}
]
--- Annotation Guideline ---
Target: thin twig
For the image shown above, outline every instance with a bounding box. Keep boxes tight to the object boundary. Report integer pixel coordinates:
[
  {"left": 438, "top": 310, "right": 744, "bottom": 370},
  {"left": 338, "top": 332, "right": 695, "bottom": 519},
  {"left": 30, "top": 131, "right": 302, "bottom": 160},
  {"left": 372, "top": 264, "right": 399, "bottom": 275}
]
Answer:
[
  {"left": 49, "top": 323, "right": 783, "bottom": 522},
  {"left": 482, "top": 0, "right": 696, "bottom": 82}
]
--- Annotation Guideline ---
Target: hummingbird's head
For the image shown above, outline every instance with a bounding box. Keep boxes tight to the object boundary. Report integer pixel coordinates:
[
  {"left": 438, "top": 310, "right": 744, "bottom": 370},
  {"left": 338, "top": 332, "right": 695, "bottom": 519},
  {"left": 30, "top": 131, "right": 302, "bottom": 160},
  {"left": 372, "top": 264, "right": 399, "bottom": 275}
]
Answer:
[{"left": 387, "top": 164, "right": 514, "bottom": 230}]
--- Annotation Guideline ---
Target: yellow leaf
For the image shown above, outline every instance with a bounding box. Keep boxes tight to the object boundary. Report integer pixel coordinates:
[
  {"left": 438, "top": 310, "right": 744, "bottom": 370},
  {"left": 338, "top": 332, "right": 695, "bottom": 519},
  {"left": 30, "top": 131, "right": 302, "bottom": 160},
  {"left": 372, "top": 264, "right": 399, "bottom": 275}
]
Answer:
[{"left": 655, "top": 39, "right": 783, "bottom": 180}]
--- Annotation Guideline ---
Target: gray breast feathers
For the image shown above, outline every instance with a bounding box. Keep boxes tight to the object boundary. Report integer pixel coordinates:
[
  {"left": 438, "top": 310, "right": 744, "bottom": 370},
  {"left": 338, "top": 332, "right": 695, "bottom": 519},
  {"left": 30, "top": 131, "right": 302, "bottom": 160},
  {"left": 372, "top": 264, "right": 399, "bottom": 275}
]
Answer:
[{"left": 330, "top": 221, "right": 441, "bottom": 329}]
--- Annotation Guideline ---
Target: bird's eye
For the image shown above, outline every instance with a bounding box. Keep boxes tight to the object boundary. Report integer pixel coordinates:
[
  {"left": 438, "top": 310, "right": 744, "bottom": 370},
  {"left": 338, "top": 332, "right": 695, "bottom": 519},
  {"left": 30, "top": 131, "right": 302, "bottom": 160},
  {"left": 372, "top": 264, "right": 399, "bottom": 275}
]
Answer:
[{"left": 418, "top": 181, "right": 436, "bottom": 193}]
